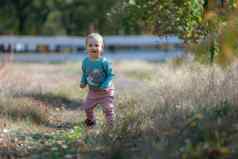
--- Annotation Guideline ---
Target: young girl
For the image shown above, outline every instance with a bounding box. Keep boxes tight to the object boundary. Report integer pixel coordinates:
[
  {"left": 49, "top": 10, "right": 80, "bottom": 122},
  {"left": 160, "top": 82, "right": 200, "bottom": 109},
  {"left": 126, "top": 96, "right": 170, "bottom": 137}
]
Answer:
[{"left": 80, "top": 33, "right": 114, "bottom": 127}]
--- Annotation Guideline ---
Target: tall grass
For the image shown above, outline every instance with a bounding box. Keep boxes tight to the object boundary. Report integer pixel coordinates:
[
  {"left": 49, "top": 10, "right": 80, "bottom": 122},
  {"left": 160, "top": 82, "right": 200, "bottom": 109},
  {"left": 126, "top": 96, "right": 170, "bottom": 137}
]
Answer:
[
  {"left": 0, "top": 96, "right": 49, "bottom": 124},
  {"left": 0, "top": 61, "right": 238, "bottom": 158},
  {"left": 95, "top": 61, "right": 238, "bottom": 159}
]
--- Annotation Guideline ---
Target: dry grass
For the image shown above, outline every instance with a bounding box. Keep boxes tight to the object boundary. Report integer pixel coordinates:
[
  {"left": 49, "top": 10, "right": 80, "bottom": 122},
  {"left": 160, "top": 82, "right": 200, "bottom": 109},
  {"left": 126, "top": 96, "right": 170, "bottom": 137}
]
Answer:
[
  {"left": 0, "top": 62, "right": 84, "bottom": 127},
  {"left": 0, "top": 61, "right": 238, "bottom": 158},
  {"left": 102, "top": 61, "right": 238, "bottom": 159}
]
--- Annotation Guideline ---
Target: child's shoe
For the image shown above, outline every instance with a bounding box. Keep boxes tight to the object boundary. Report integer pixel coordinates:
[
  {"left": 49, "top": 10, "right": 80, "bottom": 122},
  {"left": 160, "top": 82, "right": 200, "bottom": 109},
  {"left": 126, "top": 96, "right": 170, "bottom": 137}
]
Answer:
[{"left": 84, "top": 119, "right": 96, "bottom": 128}]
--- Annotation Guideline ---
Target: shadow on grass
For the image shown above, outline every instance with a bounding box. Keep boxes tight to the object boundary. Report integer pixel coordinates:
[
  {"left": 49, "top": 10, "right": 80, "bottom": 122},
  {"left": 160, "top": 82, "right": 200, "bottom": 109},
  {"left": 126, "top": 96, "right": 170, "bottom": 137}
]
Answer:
[{"left": 22, "top": 92, "right": 83, "bottom": 110}]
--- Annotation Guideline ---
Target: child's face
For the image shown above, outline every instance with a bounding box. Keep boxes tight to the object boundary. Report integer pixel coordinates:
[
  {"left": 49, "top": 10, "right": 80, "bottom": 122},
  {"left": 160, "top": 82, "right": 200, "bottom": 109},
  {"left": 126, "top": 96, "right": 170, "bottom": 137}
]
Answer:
[{"left": 86, "top": 37, "right": 103, "bottom": 60}]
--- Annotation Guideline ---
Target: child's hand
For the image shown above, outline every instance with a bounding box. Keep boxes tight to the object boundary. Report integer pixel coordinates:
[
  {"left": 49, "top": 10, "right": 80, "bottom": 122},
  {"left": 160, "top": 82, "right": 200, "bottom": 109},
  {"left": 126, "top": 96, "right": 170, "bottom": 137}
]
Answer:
[{"left": 80, "top": 84, "right": 86, "bottom": 89}]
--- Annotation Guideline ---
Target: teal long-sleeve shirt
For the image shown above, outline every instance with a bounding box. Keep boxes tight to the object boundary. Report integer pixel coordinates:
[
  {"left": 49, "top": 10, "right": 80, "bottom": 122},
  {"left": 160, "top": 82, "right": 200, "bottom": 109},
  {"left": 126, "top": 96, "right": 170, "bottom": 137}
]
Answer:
[{"left": 80, "top": 57, "right": 114, "bottom": 89}]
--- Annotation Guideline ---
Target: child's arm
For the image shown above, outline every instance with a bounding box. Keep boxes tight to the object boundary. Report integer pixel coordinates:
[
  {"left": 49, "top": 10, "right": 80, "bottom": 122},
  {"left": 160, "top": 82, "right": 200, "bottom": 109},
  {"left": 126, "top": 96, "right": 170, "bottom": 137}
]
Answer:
[
  {"left": 80, "top": 60, "right": 87, "bottom": 88},
  {"left": 100, "top": 60, "right": 114, "bottom": 89},
  {"left": 80, "top": 83, "right": 86, "bottom": 88}
]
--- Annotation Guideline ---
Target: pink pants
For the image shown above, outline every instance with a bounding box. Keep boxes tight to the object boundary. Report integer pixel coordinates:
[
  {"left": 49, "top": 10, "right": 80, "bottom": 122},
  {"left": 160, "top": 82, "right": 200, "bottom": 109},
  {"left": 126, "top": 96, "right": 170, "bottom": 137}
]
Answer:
[{"left": 82, "top": 88, "right": 114, "bottom": 125}]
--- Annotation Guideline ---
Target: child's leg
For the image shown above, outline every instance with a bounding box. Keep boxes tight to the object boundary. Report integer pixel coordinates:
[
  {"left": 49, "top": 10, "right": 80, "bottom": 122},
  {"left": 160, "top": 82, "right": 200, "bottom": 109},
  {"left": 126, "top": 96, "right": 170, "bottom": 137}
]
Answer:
[
  {"left": 85, "top": 106, "right": 96, "bottom": 126},
  {"left": 101, "top": 97, "right": 114, "bottom": 125},
  {"left": 103, "top": 103, "right": 114, "bottom": 125}
]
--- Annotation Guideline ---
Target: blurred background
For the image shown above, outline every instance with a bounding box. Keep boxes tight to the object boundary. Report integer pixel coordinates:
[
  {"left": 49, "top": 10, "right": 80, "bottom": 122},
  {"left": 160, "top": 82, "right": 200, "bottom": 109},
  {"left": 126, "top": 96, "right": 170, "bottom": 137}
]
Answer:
[
  {"left": 0, "top": 0, "right": 237, "bottom": 64},
  {"left": 0, "top": 0, "right": 187, "bottom": 63}
]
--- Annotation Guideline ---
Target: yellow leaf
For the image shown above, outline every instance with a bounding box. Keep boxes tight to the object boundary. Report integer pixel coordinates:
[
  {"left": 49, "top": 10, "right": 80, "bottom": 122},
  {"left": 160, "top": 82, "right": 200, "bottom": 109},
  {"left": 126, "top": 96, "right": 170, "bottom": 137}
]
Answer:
[
  {"left": 220, "top": 147, "right": 231, "bottom": 156},
  {"left": 190, "top": 121, "right": 197, "bottom": 128}
]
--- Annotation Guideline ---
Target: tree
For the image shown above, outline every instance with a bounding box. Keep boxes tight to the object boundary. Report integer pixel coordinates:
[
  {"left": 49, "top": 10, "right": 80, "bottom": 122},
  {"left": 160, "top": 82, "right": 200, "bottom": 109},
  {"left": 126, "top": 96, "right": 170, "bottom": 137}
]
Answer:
[
  {"left": 54, "top": 0, "right": 120, "bottom": 35},
  {"left": 192, "top": 0, "right": 238, "bottom": 65},
  {"left": 0, "top": 0, "right": 127, "bottom": 35},
  {"left": 122, "top": 0, "right": 204, "bottom": 38},
  {"left": 0, "top": 0, "right": 51, "bottom": 35},
  {"left": 123, "top": 0, "right": 238, "bottom": 65}
]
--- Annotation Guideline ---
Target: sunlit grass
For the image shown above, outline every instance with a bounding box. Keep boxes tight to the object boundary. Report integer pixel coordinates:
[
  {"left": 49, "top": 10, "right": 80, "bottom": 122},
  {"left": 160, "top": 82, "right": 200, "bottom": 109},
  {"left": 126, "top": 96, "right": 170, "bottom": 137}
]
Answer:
[
  {"left": 0, "top": 61, "right": 238, "bottom": 158},
  {"left": 0, "top": 96, "right": 49, "bottom": 124}
]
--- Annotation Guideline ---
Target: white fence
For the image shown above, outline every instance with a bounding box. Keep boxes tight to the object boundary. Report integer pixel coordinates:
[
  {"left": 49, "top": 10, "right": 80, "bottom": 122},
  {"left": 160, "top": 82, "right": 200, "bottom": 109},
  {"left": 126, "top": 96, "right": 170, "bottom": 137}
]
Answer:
[{"left": 0, "top": 35, "right": 182, "bottom": 52}]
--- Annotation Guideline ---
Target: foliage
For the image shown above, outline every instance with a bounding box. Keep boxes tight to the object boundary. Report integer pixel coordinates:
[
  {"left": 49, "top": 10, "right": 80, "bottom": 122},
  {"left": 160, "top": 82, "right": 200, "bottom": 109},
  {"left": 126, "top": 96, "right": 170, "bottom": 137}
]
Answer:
[
  {"left": 122, "top": 0, "right": 204, "bottom": 38},
  {"left": 0, "top": 0, "right": 124, "bottom": 35},
  {"left": 124, "top": 0, "right": 238, "bottom": 65},
  {"left": 193, "top": 6, "right": 238, "bottom": 65},
  {"left": 0, "top": 0, "right": 51, "bottom": 35}
]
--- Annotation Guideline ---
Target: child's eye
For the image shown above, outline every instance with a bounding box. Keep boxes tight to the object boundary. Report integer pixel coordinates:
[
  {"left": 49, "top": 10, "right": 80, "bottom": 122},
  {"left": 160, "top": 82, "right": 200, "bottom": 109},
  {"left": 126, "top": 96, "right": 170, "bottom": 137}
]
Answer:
[
  {"left": 95, "top": 44, "right": 99, "bottom": 47},
  {"left": 88, "top": 44, "right": 93, "bottom": 47}
]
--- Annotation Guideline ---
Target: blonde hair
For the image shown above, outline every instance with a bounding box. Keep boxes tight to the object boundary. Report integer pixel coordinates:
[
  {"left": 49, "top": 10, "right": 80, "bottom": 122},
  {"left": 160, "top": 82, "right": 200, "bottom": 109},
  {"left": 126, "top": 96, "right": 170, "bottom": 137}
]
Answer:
[{"left": 85, "top": 33, "right": 104, "bottom": 45}]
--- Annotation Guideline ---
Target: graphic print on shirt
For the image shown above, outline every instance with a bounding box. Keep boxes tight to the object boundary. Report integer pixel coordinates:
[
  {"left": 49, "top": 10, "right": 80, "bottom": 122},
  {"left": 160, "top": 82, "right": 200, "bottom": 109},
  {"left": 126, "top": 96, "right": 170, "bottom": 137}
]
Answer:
[{"left": 87, "top": 68, "right": 105, "bottom": 87}]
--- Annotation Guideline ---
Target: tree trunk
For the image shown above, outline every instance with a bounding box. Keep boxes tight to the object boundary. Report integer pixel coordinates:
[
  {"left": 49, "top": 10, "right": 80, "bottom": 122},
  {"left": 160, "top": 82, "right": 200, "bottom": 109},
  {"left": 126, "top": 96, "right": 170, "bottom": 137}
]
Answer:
[
  {"left": 15, "top": 0, "right": 32, "bottom": 35},
  {"left": 18, "top": 13, "right": 26, "bottom": 35}
]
